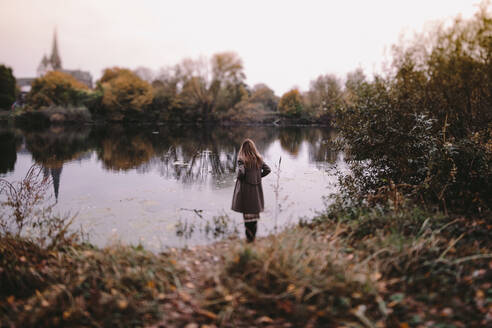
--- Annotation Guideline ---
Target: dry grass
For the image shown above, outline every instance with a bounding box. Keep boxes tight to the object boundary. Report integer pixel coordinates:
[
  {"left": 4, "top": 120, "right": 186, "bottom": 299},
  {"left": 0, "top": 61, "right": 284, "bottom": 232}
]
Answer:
[
  {"left": 201, "top": 225, "right": 383, "bottom": 326},
  {"left": 196, "top": 204, "right": 492, "bottom": 327},
  {"left": 0, "top": 238, "right": 182, "bottom": 327}
]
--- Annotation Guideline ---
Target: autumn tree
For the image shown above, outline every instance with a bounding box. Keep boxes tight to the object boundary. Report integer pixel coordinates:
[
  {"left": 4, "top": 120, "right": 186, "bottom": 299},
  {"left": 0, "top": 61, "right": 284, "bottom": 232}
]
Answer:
[
  {"left": 390, "top": 2, "right": 492, "bottom": 136},
  {"left": 133, "top": 66, "right": 155, "bottom": 83},
  {"left": 249, "top": 83, "right": 278, "bottom": 112},
  {"left": 179, "top": 75, "right": 213, "bottom": 120},
  {"left": 344, "top": 68, "right": 367, "bottom": 106},
  {"left": 223, "top": 83, "right": 278, "bottom": 122},
  {"left": 98, "top": 67, "right": 153, "bottom": 114},
  {"left": 150, "top": 66, "right": 184, "bottom": 117},
  {"left": 27, "top": 71, "right": 88, "bottom": 108},
  {"left": 0, "top": 65, "right": 16, "bottom": 110},
  {"left": 305, "top": 74, "right": 343, "bottom": 120},
  {"left": 174, "top": 52, "right": 247, "bottom": 119},
  {"left": 210, "top": 52, "right": 247, "bottom": 112},
  {"left": 278, "top": 89, "right": 303, "bottom": 116}
]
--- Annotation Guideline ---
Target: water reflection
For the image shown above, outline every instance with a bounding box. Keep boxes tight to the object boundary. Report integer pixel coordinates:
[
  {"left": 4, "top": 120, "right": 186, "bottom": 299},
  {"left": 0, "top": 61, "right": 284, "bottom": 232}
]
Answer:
[
  {"left": 0, "top": 128, "right": 22, "bottom": 174},
  {"left": 24, "top": 126, "right": 92, "bottom": 167},
  {"left": 2, "top": 124, "right": 340, "bottom": 185}
]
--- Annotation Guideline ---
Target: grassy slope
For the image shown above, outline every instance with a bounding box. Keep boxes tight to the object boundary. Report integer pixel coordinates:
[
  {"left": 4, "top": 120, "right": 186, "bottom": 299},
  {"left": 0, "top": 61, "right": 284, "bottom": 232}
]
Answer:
[{"left": 1, "top": 206, "right": 491, "bottom": 328}]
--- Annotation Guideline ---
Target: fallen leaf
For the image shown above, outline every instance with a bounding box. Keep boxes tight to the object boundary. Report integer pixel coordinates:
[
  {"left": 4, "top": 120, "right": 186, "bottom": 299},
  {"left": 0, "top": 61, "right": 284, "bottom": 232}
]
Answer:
[
  {"left": 196, "top": 308, "right": 218, "bottom": 320},
  {"left": 184, "top": 323, "right": 199, "bottom": 328},
  {"left": 117, "top": 299, "right": 128, "bottom": 309},
  {"left": 441, "top": 308, "right": 453, "bottom": 317},
  {"left": 179, "top": 291, "right": 191, "bottom": 302},
  {"left": 371, "top": 272, "right": 382, "bottom": 281},
  {"left": 256, "top": 316, "right": 273, "bottom": 324}
]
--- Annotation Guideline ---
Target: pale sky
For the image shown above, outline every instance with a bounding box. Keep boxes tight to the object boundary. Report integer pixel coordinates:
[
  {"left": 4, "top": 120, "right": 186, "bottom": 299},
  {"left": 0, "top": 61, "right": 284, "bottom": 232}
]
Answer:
[{"left": 0, "top": 0, "right": 484, "bottom": 95}]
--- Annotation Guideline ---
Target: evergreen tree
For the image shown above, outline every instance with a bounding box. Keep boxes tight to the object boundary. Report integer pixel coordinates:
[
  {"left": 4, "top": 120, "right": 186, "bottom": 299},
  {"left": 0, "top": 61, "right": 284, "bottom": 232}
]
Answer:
[{"left": 0, "top": 64, "right": 16, "bottom": 110}]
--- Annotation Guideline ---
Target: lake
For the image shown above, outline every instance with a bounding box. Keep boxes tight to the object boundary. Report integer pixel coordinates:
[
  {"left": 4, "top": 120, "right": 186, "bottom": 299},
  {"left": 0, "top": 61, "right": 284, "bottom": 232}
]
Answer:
[{"left": 0, "top": 124, "right": 345, "bottom": 251}]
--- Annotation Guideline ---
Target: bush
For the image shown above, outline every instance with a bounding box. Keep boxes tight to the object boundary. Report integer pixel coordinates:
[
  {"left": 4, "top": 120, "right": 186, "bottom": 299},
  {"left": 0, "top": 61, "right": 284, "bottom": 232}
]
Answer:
[
  {"left": 332, "top": 3, "right": 492, "bottom": 213},
  {"left": 0, "top": 64, "right": 16, "bottom": 110},
  {"left": 27, "top": 71, "right": 89, "bottom": 108},
  {"left": 336, "top": 74, "right": 492, "bottom": 213}
]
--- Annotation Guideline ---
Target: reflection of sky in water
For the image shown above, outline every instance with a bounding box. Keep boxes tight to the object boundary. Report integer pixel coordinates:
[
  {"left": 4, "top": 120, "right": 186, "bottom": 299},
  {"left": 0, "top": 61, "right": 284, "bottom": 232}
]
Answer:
[{"left": 2, "top": 127, "right": 345, "bottom": 251}]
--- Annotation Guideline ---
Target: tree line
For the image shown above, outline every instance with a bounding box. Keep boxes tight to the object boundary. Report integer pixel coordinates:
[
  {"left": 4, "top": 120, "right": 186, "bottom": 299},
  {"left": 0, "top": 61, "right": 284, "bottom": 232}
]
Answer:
[{"left": 1, "top": 50, "right": 367, "bottom": 123}]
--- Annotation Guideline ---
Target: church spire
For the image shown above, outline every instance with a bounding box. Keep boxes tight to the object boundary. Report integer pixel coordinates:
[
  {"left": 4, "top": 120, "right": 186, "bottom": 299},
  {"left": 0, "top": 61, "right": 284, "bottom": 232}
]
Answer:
[{"left": 50, "top": 28, "right": 62, "bottom": 70}]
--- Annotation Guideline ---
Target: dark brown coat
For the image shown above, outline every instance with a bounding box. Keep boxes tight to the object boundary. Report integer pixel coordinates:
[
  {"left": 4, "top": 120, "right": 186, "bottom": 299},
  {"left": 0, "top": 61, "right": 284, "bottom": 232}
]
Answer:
[{"left": 231, "top": 160, "right": 271, "bottom": 214}]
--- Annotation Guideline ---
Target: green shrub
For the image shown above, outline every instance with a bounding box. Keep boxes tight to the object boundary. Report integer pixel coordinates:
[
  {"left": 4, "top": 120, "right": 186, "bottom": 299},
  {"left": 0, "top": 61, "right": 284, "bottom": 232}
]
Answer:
[
  {"left": 336, "top": 77, "right": 492, "bottom": 213},
  {"left": 333, "top": 4, "right": 492, "bottom": 213}
]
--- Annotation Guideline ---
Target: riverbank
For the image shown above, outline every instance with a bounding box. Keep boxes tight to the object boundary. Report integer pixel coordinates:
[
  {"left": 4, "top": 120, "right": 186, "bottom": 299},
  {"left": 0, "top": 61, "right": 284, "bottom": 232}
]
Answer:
[
  {"left": 2, "top": 203, "right": 491, "bottom": 327},
  {"left": 2, "top": 106, "right": 331, "bottom": 129}
]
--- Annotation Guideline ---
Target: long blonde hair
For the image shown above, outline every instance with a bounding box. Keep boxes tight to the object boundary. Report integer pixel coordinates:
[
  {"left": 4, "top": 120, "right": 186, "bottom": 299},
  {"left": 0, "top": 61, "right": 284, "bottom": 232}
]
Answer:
[{"left": 238, "top": 138, "right": 262, "bottom": 168}]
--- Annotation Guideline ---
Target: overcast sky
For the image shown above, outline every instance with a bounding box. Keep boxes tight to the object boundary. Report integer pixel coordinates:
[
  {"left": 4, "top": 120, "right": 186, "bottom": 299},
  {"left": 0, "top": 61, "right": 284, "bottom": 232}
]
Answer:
[{"left": 0, "top": 0, "right": 484, "bottom": 95}]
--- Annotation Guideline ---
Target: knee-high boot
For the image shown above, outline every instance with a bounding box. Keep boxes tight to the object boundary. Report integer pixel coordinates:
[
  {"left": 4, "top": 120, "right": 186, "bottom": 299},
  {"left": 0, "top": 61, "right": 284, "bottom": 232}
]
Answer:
[{"left": 244, "top": 221, "right": 257, "bottom": 242}]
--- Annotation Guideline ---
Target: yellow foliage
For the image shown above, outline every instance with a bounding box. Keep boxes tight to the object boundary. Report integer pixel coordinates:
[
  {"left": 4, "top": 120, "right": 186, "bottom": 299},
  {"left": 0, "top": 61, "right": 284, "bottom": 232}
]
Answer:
[
  {"left": 28, "top": 71, "right": 88, "bottom": 108},
  {"left": 100, "top": 136, "right": 155, "bottom": 171},
  {"left": 38, "top": 71, "right": 88, "bottom": 91},
  {"left": 278, "top": 89, "right": 303, "bottom": 116},
  {"left": 99, "top": 67, "right": 153, "bottom": 112}
]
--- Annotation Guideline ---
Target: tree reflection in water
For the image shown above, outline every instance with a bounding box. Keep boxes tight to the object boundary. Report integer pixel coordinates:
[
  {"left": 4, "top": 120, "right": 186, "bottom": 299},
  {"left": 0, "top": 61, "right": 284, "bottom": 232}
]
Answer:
[
  {"left": 5, "top": 124, "right": 341, "bottom": 182},
  {"left": 0, "top": 128, "right": 22, "bottom": 175},
  {"left": 3, "top": 123, "right": 339, "bottom": 199}
]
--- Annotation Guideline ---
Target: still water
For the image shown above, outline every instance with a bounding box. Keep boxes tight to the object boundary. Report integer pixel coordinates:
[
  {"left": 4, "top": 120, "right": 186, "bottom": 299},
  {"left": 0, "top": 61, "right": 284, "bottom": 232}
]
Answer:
[{"left": 0, "top": 124, "right": 344, "bottom": 250}]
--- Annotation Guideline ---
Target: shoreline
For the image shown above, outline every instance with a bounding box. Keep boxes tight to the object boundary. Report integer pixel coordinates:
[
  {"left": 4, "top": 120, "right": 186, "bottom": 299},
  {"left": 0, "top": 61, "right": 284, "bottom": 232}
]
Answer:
[{"left": 1, "top": 107, "right": 333, "bottom": 129}]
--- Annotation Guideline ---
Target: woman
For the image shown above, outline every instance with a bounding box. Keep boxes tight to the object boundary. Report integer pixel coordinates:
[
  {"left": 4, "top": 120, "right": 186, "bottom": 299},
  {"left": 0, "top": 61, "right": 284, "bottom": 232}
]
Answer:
[{"left": 231, "top": 139, "right": 271, "bottom": 242}]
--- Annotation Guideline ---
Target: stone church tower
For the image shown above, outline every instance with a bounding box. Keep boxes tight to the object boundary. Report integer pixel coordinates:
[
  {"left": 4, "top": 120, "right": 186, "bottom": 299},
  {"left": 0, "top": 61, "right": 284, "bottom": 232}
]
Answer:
[
  {"left": 36, "top": 29, "right": 93, "bottom": 88},
  {"left": 49, "top": 29, "right": 62, "bottom": 70},
  {"left": 37, "top": 29, "right": 62, "bottom": 76}
]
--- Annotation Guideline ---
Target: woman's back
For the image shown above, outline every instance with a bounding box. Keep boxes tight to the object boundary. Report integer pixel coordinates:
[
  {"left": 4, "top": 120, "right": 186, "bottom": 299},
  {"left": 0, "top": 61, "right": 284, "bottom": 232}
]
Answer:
[{"left": 231, "top": 139, "right": 271, "bottom": 242}]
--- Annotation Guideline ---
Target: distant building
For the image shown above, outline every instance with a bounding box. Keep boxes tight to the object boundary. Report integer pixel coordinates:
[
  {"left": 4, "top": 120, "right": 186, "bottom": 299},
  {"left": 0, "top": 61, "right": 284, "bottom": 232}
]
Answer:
[
  {"left": 35, "top": 29, "right": 93, "bottom": 88},
  {"left": 60, "top": 69, "right": 93, "bottom": 89},
  {"left": 16, "top": 78, "right": 35, "bottom": 93},
  {"left": 37, "top": 29, "right": 62, "bottom": 75}
]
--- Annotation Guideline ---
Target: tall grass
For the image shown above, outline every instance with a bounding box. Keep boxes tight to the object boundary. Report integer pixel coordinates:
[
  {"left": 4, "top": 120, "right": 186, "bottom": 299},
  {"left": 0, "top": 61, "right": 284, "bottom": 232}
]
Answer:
[{"left": 0, "top": 165, "right": 78, "bottom": 248}]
